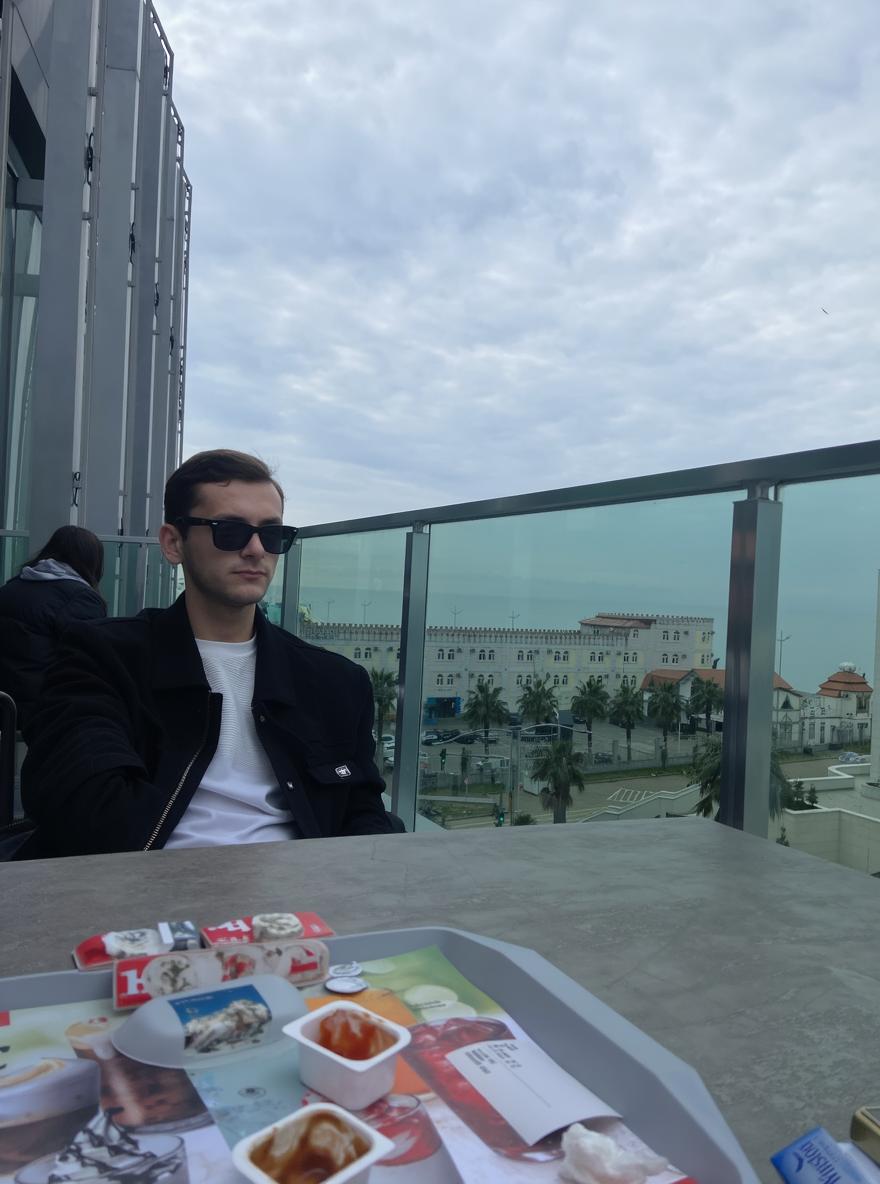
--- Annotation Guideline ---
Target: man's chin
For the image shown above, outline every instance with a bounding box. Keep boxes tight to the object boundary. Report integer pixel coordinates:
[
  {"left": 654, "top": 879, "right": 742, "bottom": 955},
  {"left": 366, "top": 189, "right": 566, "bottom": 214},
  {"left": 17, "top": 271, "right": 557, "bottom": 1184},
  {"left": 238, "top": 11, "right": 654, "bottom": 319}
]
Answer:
[{"left": 225, "top": 584, "right": 269, "bottom": 607}]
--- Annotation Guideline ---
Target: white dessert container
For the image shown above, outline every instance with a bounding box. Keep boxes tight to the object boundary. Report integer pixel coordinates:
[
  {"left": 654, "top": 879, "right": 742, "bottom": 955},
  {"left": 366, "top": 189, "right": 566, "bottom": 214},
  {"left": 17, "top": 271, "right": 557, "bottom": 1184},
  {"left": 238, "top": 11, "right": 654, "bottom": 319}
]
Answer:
[
  {"left": 283, "top": 1001, "right": 411, "bottom": 1111},
  {"left": 232, "top": 1102, "right": 395, "bottom": 1184}
]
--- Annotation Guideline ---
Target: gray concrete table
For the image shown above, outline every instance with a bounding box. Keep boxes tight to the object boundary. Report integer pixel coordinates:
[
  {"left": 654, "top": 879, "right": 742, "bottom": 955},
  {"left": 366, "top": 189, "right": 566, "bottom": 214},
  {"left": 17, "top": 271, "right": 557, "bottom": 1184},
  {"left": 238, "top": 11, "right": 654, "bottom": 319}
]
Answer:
[{"left": 3, "top": 819, "right": 878, "bottom": 1182}]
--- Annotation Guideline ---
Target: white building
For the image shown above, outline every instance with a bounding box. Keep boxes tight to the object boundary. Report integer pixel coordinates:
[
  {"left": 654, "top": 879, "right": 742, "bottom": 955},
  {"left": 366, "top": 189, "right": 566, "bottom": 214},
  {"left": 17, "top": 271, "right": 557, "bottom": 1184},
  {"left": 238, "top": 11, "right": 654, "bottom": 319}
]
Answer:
[
  {"left": 800, "top": 664, "right": 872, "bottom": 749},
  {"left": 636, "top": 662, "right": 872, "bottom": 748},
  {"left": 299, "top": 611, "right": 715, "bottom": 720}
]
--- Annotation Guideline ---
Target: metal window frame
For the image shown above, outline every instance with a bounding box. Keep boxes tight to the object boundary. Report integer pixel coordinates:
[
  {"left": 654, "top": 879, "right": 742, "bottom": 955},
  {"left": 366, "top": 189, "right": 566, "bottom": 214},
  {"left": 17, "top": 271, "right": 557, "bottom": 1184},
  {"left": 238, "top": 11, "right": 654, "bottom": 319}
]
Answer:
[
  {"left": 24, "top": 0, "right": 95, "bottom": 548},
  {"left": 392, "top": 526, "right": 430, "bottom": 830},
  {"left": 79, "top": 0, "right": 142, "bottom": 535},
  {"left": 124, "top": 5, "right": 167, "bottom": 539},
  {"left": 0, "top": 0, "right": 16, "bottom": 286},
  {"left": 717, "top": 489, "right": 783, "bottom": 835}
]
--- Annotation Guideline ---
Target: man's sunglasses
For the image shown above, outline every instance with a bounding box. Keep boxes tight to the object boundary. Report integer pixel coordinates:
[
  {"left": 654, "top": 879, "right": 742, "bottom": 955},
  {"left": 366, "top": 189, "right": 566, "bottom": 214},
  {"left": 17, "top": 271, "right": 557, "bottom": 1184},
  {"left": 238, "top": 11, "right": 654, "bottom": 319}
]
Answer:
[{"left": 175, "top": 517, "right": 298, "bottom": 554}]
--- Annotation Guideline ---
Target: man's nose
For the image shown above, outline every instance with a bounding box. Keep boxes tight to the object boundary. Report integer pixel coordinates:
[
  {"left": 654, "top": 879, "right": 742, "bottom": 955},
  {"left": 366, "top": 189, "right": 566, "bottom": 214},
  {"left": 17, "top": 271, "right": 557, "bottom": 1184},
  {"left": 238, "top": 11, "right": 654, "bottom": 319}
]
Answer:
[{"left": 240, "top": 529, "right": 266, "bottom": 558}]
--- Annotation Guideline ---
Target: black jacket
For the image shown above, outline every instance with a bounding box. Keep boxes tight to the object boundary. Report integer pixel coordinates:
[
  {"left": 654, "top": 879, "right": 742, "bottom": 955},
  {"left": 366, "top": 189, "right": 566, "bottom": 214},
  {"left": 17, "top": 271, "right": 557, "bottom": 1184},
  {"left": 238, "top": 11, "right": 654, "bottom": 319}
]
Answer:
[
  {"left": 0, "top": 573, "right": 105, "bottom": 731},
  {"left": 16, "top": 595, "right": 395, "bottom": 858}
]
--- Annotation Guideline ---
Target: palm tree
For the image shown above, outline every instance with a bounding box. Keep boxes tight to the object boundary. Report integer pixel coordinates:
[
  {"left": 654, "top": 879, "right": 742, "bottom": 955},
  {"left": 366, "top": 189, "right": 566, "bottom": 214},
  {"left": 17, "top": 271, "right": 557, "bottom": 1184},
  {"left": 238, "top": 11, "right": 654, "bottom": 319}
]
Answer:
[
  {"left": 370, "top": 668, "right": 398, "bottom": 748},
  {"left": 688, "top": 675, "right": 724, "bottom": 737},
  {"left": 609, "top": 683, "right": 643, "bottom": 762},
  {"left": 570, "top": 677, "right": 609, "bottom": 754},
  {"left": 529, "top": 739, "right": 587, "bottom": 824},
  {"left": 462, "top": 683, "right": 509, "bottom": 753},
  {"left": 517, "top": 676, "right": 558, "bottom": 726},
  {"left": 647, "top": 680, "right": 682, "bottom": 745},
  {"left": 690, "top": 737, "right": 787, "bottom": 819}
]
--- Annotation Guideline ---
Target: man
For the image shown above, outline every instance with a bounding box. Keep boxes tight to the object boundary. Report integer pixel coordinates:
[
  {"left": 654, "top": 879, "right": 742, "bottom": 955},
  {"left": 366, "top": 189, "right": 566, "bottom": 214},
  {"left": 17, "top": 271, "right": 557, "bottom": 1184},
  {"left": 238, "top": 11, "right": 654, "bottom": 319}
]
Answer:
[{"left": 15, "top": 450, "right": 400, "bottom": 858}]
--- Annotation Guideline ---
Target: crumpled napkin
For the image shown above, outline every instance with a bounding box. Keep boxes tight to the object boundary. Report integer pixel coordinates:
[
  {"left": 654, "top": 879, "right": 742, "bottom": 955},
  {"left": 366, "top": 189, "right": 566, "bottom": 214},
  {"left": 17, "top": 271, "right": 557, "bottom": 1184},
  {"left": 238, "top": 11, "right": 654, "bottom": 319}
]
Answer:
[{"left": 559, "top": 1123, "right": 669, "bottom": 1184}]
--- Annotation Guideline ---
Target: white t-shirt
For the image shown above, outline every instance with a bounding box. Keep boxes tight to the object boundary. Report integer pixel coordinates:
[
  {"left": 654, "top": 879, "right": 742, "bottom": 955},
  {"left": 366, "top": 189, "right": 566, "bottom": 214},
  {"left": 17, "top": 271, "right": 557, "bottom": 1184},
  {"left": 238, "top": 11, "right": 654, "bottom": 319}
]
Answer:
[{"left": 164, "top": 637, "right": 296, "bottom": 848}]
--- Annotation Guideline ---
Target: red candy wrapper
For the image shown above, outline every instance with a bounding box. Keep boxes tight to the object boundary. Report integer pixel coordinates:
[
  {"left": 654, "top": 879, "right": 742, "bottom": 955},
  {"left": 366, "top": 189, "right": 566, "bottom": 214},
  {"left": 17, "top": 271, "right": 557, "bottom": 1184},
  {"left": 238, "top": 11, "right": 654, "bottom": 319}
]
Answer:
[
  {"left": 113, "top": 938, "right": 330, "bottom": 1009},
  {"left": 201, "top": 911, "right": 334, "bottom": 946},
  {"left": 72, "top": 921, "right": 199, "bottom": 971}
]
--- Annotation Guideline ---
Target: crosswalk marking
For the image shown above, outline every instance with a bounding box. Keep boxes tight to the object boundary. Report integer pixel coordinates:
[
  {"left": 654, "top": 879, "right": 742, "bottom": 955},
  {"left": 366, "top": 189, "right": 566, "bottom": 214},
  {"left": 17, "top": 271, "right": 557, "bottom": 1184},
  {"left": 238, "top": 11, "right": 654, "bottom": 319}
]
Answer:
[{"left": 606, "top": 786, "right": 653, "bottom": 804}]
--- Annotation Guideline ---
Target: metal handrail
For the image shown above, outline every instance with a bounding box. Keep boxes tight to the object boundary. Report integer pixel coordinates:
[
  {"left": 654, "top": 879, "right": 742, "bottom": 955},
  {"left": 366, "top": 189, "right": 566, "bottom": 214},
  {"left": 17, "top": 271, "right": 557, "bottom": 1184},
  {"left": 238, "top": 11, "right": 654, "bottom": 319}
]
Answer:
[{"left": 295, "top": 438, "right": 880, "bottom": 538}]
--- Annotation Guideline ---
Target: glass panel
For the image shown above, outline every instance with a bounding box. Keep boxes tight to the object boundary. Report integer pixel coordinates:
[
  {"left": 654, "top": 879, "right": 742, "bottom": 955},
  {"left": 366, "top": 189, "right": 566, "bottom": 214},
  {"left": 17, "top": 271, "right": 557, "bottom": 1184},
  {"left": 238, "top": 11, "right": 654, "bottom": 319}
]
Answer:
[
  {"left": 0, "top": 533, "right": 29, "bottom": 584},
  {"left": 143, "top": 541, "right": 177, "bottom": 610},
  {"left": 417, "top": 494, "right": 740, "bottom": 829},
  {"left": 99, "top": 541, "right": 172, "bottom": 617},
  {"left": 98, "top": 542, "right": 129, "bottom": 617},
  {"left": 1, "top": 202, "right": 41, "bottom": 531},
  {"left": 294, "top": 530, "right": 407, "bottom": 768},
  {"left": 260, "top": 556, "right": 286, "bottom": 626},
  {"left": 773, "top": 476, "right": 878, "bottom": 869}
]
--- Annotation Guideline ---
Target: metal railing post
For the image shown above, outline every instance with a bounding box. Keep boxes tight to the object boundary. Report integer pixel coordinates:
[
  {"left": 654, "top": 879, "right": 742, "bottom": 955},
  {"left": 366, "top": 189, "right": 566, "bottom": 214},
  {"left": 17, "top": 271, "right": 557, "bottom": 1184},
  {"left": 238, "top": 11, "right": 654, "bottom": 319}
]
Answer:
[
  {"left": 281, "top": 545, "right": 303, "bottom": 635},
  {"left": 718, "top": 487, "right": 783, "bottom": 835},
  {"left": 393, "top": 525, "right": 430, "bottom": 830},
  {"left": 0, "top": 0, "right": 15, "bottom": 288}
]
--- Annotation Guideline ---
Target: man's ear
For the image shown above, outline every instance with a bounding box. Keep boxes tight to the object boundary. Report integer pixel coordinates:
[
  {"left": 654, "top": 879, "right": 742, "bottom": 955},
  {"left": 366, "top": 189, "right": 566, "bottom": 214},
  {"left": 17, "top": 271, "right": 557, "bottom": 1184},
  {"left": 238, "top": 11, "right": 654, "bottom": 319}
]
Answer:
[{"left": 159, "top": 522, "right": 183, "bottom": 565}]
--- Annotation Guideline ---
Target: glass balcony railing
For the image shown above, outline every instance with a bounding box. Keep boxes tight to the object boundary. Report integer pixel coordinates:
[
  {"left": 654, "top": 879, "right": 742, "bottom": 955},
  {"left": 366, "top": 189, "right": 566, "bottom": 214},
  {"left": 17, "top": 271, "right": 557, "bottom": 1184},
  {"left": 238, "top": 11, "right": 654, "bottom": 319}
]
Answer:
[
  {"left": 97, "top": 538, "right": 180, "bottom": 618},
  {"left": 0, "top": 531, "right": 29, "bottom": 584},
  {"left": 284, "top": 439, "right": 880, "bottom": 862}
]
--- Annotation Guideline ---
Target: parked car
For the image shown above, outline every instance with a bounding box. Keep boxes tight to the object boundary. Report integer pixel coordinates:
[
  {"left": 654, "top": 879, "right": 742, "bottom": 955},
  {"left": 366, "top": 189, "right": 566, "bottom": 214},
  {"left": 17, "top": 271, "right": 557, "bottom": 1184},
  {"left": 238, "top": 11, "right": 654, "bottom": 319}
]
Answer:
[
  {"left": 592, "top": 752, "right": 614, "bottom": 765},
  {"left": 839, "top": 751, "right": 866, "bottom": 764},
  {"left": 381, "top": 735, "right": 395, "bottom": 753},
  {"left": 421, "top": 730, "right": 441, "bottom": 745},
  {"left": 439, "top": 729, "right": 461, "bottom": 741},
  {"left": 452, "top": 732, "right": 477, "bottom": 744}
]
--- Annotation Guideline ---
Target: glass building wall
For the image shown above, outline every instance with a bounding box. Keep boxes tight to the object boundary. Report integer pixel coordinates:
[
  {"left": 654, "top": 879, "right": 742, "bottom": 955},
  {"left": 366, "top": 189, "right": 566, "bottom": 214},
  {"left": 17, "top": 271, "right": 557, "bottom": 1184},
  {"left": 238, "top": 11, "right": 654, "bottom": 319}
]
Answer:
[{"left": 0, "top": 0, "right": 190, "bottom": 606}]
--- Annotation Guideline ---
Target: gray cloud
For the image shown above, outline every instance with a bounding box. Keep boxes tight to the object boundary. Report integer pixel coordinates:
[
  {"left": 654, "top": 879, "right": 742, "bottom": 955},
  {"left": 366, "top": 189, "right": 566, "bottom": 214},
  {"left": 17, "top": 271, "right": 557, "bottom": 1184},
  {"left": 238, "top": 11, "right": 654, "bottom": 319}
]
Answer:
[{"left": 165, "top": 0, "right": 880, "bottom": 525}]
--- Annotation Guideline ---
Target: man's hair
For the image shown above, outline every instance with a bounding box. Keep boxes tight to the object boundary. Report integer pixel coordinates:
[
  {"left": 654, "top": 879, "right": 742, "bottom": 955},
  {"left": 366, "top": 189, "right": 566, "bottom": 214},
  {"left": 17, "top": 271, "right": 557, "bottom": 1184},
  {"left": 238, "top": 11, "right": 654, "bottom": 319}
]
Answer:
[
  {"left": 25, "top": 525, "right": 105, "bottom": 590},
  {"left": 164, "top": 449, "right": 285, "bottom": 525}
]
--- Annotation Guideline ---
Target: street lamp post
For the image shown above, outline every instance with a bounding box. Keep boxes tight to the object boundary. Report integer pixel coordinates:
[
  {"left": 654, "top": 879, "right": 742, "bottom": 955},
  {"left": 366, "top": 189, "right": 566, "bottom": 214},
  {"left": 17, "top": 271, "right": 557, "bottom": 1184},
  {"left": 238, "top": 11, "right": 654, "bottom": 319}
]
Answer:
[{"left": 777, "top": 631, "right": 792, "bottom": 679}]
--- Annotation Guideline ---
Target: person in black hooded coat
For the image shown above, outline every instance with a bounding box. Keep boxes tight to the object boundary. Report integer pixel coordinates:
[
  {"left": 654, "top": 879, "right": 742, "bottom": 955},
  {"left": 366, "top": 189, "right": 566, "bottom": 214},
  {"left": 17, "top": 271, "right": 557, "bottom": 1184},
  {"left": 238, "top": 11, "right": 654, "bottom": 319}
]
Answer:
[{"left": 0, "top": 525, "right": 105, "bottom": 732}]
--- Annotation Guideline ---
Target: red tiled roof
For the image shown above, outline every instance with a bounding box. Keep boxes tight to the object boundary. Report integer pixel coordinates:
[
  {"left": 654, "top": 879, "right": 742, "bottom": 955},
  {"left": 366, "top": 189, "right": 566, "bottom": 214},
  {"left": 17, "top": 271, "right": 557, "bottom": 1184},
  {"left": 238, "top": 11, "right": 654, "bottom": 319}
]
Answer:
[
  {"left": 819, "top": 669, "right": 873, "bottom": 697},
  {"left": 640, "top": 669, "right": 689, "bottom": 690},
  {"left": 641, "top": 668, "right": 798, "bottom": 693}
]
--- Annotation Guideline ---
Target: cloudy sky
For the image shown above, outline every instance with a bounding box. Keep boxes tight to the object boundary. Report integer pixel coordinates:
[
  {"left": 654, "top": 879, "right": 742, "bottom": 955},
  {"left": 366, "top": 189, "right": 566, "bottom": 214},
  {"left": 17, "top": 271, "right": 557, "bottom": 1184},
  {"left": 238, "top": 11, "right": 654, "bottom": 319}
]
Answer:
[{"left": 164, "top": 0, "right": 880, "bottom": 531}]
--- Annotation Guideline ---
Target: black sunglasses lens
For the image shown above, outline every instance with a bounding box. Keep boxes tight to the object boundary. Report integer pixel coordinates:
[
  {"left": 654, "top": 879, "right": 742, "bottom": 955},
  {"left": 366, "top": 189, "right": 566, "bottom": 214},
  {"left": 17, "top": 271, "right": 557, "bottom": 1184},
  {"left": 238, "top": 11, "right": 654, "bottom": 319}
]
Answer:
[
  {"left": 207, "top": 521, "right": 295, "bottom": 553},
  {"left": 212, "top": 522, "right": 253, "bottom": 551},
  {"left": 257, "top": 525, "right": 286, "bottom": 554}
]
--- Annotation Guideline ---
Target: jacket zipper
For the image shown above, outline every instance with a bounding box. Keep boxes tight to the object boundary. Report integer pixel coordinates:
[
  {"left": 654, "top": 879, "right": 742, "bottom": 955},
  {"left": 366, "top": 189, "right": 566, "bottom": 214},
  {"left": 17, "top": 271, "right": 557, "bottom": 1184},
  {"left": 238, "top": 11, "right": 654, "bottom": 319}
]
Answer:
[{"left": 143, "top": 747, "right": 202, "bottom": 851}]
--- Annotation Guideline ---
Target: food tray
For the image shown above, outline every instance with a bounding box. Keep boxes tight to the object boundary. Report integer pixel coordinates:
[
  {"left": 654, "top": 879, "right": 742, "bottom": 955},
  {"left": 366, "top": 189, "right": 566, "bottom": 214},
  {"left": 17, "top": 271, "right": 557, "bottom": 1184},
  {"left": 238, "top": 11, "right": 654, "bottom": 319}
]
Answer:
[{"left": 0, "top": 925, "right": 759, "bottom": 1184}]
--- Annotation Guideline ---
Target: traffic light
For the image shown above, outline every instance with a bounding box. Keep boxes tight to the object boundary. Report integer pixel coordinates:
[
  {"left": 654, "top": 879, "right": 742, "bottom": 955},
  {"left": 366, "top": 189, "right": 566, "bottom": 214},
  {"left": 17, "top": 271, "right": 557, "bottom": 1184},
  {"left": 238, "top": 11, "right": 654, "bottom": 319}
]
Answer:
[{"left": 439, "top": 747, "right": 447, "bottom": 770}]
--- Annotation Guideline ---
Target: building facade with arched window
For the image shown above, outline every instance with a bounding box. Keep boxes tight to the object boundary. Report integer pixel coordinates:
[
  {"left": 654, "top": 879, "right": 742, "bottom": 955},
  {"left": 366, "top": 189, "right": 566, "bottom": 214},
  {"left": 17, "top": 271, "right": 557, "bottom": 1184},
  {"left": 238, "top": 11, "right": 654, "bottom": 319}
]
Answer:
[{"left": 300, "top": 610, "right": 716, "bottom": 724}]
